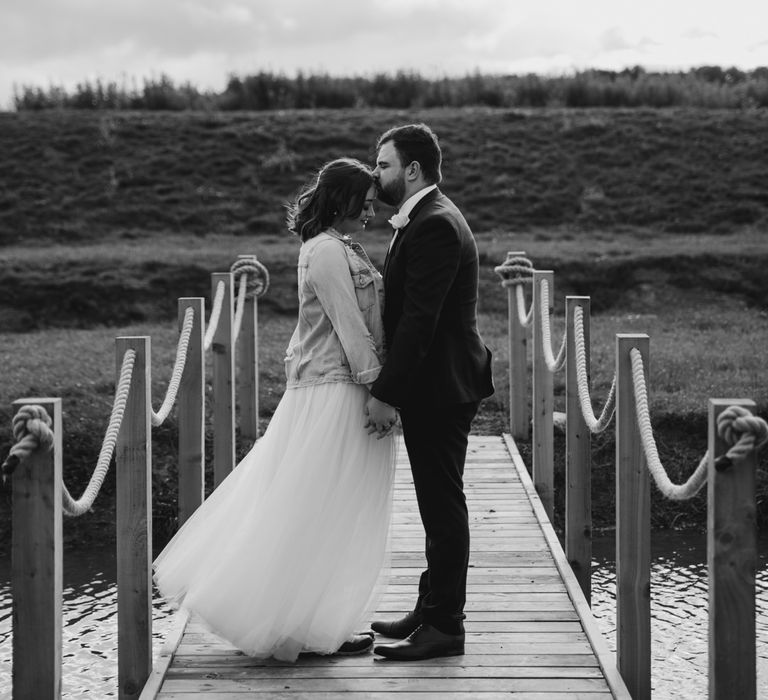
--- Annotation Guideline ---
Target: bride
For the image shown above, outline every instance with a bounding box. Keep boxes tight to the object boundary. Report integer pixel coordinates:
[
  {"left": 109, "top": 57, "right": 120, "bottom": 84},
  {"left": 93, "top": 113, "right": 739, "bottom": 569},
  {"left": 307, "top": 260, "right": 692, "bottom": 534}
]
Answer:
[{"left": 153, "top": 157, "right": 398, "bottom": 661}]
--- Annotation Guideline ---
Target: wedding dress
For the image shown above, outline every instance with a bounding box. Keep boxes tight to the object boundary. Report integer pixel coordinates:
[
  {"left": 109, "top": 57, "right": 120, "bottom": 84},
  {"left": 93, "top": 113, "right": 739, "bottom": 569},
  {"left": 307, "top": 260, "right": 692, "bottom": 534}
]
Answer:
[{"left": 153, "top": 381, "right": 396, "bottom": 661}]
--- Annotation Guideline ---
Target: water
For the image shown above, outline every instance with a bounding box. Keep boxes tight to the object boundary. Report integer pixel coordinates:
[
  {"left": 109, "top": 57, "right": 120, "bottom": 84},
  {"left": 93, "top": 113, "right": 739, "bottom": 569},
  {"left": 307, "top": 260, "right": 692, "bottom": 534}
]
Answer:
[
  {"left": 0, "top": 547, "right": 176, "bottom": 699},
  {"left": 1, "top": 535, "right": 767, "bottom": 698},
  {"left": 590, "top": 531, "right": 768, "bottom": 699}
]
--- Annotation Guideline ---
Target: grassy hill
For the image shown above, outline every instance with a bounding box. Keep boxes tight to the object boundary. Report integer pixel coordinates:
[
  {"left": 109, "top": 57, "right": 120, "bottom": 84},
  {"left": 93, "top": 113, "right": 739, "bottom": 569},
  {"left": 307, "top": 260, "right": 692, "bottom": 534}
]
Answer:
[
  {"left": 0, "top": 107, "right": 766, "bottom": 548},
  {"left": 1, "top": 107, "right": 767, "bottom": 330},
  {"left": 2, "top": 107, "right": 768, "bottom": 244}
]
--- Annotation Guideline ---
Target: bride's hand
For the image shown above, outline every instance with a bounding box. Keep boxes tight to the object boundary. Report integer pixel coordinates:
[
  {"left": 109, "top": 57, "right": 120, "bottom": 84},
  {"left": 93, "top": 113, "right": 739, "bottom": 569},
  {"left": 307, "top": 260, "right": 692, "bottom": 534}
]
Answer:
[{"left": 364, "top": 396, "right": 397, "bottom": 439}]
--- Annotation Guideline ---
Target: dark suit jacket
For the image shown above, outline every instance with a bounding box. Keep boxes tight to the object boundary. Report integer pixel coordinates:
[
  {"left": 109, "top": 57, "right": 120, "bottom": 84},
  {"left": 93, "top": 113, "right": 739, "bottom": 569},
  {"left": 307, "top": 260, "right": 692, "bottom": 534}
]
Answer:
[{"left": 371, "top": 188, "right": 494, "bottom": 408}]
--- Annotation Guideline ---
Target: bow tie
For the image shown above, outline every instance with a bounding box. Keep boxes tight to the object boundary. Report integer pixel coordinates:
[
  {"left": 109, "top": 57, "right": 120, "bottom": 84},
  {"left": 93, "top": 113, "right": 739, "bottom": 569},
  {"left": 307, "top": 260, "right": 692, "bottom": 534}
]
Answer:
[{"left": 388, "top": 211, "right": 410, "bottom": 230}]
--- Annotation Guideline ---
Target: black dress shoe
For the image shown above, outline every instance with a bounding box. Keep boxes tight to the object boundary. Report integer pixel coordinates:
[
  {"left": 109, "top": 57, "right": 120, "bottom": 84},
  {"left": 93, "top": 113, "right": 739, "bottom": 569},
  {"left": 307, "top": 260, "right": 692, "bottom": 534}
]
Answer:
[
  {"left": 370, "top": 610, "right": 422, "bottom": 639},
  {"left": 335, "top": 633, "right": 374, "bottom": 655},
  {"left": 373, "top": 624, "right": 465, "bottom": 661}
]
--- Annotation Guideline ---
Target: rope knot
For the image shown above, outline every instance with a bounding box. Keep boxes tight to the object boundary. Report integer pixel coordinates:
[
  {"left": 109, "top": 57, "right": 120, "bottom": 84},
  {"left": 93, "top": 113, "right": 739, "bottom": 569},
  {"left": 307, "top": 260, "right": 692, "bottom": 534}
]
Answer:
[
  {"left": 715, "top": 405, "right": 768, "bottom": 470},
  {"left": 2, "top": 405, "right": 54, "bottom": 479},
  {"left": 494, "top": 253, "right": 534, "bottom": 288},
  {"left": 230, "top": 256, "right": 270, "bottom": 299}
]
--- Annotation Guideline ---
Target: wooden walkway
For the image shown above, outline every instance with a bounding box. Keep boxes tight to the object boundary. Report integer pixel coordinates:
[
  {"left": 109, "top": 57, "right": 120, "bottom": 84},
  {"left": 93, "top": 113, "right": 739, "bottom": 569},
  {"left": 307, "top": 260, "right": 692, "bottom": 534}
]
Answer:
[{"left": 141, "top": 435, "right": 631, "bottom": 698}]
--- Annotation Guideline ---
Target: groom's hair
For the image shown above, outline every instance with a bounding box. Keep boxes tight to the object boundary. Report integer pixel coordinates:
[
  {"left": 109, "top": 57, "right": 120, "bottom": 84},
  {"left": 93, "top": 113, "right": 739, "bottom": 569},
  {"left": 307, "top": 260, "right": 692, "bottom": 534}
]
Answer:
[{"left": 377, "top": 123, "right": 442, "bottom": 185}]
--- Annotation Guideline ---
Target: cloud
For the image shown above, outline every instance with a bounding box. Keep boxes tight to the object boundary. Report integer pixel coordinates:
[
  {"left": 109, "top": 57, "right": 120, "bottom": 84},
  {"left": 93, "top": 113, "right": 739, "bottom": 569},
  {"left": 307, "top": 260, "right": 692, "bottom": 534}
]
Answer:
[{"left": 1, "top": 0, "right": 767, "bottom": 108}]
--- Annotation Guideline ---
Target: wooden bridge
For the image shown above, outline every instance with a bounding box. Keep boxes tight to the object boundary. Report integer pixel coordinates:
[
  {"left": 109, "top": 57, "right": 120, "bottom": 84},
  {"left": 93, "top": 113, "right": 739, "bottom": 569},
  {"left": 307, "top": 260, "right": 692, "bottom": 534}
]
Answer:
[
  {"left": 140, "top": 434, "right": 630, "bottom": 698},
  {"left": 6, "top": 261, "right": 764, "bottom": 699}
]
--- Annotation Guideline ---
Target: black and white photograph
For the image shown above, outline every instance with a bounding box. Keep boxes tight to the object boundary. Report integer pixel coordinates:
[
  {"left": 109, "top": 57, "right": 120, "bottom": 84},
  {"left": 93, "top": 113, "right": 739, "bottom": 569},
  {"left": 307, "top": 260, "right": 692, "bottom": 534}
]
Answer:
[{"left": 1, "top": 1, "right": 767, "bottom": 698}]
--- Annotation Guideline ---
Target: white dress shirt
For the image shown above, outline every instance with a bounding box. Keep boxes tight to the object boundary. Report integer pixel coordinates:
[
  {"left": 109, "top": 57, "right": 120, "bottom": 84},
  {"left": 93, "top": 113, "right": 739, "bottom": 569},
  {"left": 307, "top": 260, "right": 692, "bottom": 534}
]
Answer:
[{"left": 388, "top": 184, "right": 437, "bottom": 250}]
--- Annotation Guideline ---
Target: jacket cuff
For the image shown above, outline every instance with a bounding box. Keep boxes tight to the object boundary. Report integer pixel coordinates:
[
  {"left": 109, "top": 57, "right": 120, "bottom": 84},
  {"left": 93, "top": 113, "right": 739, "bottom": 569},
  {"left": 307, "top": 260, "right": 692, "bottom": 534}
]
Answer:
[{"left": 356, "top": 366, "right": 382, "bottom": 385}]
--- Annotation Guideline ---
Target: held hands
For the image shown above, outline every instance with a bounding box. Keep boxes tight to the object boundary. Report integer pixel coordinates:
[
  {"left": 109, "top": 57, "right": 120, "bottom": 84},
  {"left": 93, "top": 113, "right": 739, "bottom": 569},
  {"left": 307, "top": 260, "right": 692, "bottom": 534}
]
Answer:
[{"left": 364, "top": 396, "right": 398, "bottom": 439}]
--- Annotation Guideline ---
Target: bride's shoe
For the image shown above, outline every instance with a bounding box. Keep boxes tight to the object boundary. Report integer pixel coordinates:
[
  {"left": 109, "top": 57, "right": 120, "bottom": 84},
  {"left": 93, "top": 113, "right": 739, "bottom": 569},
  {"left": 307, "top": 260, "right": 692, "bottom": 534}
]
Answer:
[{"left": 335, "top": 633, "right": 374, "bottom": 655}]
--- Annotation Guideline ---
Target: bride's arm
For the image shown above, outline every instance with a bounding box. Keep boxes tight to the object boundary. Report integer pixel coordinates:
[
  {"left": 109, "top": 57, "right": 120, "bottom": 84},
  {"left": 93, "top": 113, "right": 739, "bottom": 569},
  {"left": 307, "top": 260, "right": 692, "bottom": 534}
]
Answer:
[{"left": 308, "top": 239, "right": 382, "bottom": 385}]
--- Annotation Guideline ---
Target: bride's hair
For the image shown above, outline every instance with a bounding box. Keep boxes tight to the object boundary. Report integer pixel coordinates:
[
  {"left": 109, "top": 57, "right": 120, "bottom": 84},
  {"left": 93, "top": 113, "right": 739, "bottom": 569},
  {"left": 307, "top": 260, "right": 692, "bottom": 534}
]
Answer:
[{"left": 287, "top": 158, "right": 374, "bottom": 241}]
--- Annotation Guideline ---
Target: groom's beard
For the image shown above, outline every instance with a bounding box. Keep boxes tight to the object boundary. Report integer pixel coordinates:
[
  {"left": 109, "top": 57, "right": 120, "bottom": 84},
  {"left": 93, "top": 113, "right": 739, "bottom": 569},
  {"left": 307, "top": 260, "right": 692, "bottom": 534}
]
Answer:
[{"left": 376, "top": 177, "right": 405, "bottom": 207}]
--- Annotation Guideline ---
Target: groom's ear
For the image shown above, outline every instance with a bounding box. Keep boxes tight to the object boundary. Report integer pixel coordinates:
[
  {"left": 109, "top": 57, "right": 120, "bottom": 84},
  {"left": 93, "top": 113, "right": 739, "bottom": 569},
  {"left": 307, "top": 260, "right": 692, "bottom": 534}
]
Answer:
[{"left": 406, "top": 160, "right": 421, "bottom": 181}]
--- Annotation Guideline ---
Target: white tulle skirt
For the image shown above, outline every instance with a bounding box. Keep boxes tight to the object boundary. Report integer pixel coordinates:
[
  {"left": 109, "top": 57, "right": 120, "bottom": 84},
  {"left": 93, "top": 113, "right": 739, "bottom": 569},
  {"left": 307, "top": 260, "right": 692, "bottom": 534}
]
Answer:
[{"left": 153, "top": 381, "right": 396, "bottom": 661}]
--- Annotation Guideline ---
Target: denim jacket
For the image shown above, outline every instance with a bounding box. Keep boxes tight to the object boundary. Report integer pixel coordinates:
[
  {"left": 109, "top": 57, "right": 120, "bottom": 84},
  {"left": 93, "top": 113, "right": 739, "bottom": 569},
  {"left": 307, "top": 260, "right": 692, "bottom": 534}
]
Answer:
[{"left": 285, "top": 230, "right": 385, "bottom": 389}]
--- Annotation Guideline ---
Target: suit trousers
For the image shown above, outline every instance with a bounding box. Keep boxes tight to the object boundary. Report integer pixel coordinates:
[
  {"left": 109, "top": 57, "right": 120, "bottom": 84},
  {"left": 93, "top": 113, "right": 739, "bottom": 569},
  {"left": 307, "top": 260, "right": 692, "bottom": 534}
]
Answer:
[{"left": 399, "top": 397, "right": 480, "bottom": 636}]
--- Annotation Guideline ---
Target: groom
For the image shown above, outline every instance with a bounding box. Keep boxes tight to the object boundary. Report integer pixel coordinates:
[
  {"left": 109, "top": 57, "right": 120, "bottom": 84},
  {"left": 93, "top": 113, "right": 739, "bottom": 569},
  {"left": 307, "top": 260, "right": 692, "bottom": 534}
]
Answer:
[{"left": 365, "top": 123, "right": 494, "bottom": 660}]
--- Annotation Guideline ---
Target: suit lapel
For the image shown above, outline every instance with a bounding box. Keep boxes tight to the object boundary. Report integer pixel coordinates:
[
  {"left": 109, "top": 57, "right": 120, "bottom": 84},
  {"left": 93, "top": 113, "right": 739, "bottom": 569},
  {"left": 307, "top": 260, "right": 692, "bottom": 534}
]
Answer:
[{"left": 383, "top": 189, "right": 441, "bottom": 277}]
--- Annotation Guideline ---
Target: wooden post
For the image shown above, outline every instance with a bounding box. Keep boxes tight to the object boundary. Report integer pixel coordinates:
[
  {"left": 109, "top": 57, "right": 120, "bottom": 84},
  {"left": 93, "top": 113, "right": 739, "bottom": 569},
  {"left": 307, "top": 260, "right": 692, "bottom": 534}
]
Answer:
[
  {"left": 506, "top": 250, "right": 529, "bottom": 439},
  {"left": 177, "top": 298, "right": 205, "bottom": 524},
  {"left": 12, "top": 397, "right": 63, "bottom": 699},
  {"left": 236, "top": 256, "right": 260, "bottom": 442},
  {"left": 565, "top": 297, "right": 591, "bottom": 602},
  {"left": 615, "top": 334, "right": 651, "bottom": 700},
  {"left": 532, "top": 270, "right": 555, "bottom": 520},
  {"left": 708, "top": 398, "right": 757, "bottom": 700},
  {"left": 211, "top": 273, "right": 235, "bottom": 488},
  {"left": 115, "top": 337, "right": 152, "bottom": 700}
]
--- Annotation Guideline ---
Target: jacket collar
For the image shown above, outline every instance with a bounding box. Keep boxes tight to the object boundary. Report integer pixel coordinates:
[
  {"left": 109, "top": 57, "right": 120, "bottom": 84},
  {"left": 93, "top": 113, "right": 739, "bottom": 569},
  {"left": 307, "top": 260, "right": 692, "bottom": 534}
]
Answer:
[{"left": 397, "top": 187, "right": 440, "bottom": 232}]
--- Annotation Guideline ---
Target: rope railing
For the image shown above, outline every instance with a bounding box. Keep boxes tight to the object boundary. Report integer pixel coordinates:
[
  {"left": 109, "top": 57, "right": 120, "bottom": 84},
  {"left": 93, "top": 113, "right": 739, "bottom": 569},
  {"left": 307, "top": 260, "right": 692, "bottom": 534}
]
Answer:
[
  {"left": 4, "top": 255, "right": 269, "bottom": 699},
  {"left": 151, "top": 305, "right": 194, "bottom": 427},
  {"left": 516, "top": 285, "right": 533, "bottom": 327},
  {"left": 1, "top": 404, "right": 55, "bottom": 482},
  {"left": 230, "top": 255, "right": 270, "bottom": 299},
  {"left": 573, "top": 305, "right": 616, "bottom": 433},
  {"left": 539, "top": 277, "right": 566, "bottom": 372},
  {"left": 203, "top": 279, "right": 226, "bottom": 351},
  {"left": 494, "top": 252, "right": 534, "bottom": 327},
  {"left": 230, "top": 255, "right": 270, "bottom": 341},
  {"left": 2, "top": 349, "right": 137, "bottom": 516},
  {"left": 496, "top": 249, "right": 765, "bottom": 699},
  {"left": 629, "top": 347, "right": 768, "bottom": 501}
]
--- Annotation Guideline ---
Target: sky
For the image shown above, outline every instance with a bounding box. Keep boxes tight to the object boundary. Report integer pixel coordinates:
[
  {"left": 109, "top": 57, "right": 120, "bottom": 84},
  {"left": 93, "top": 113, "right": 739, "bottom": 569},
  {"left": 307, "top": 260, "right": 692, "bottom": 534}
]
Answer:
[{"left": 2, "top": 0, "right": 767, "bottom": 109}]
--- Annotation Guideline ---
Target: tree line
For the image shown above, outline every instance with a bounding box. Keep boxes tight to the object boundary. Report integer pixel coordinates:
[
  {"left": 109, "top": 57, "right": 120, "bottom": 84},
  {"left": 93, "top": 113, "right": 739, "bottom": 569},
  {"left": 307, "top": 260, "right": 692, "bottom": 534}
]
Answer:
[{"left": 13, "top": 66, "right": 768, "bottom": 111}]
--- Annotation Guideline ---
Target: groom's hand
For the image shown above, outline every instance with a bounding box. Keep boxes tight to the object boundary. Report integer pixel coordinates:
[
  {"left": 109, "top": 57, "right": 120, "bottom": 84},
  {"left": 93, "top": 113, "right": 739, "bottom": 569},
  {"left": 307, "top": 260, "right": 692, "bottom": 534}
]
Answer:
[{"left": 365, "top": 396, "right": 397, "bottom": 439}]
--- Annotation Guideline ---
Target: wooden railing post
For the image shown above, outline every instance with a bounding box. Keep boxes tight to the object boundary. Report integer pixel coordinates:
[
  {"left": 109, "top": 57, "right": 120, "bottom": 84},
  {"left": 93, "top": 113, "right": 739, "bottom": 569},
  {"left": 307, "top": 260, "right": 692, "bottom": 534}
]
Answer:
[
  {"left": 177, "top": 298, "right": 205, "bottom": 524},
  {"left": 708, "top": 398, "right": 757, "bottom": 700},
  {"left": 12, "top": 397, "right": 63, "bottom": 699},
  {"left": 506, "top": 250, "right": 529, "bottom": 439},
  {"left": 236, "top": 255, "right": 260, "bottom": 441},
  {"left": 532, "top": 270, "right": 555, "bottom": 520},
  {"left": 211, "top": 273, "right": 235, "bottom": 488},
  {"left": 115, "top": 337, "right": 152, "bottom": 700},
  {"left": 615, "top": 334, "right": 651, "bottom": 700},
  {"left": 565, "top": 296, "right": 591, "bottom": 602}
]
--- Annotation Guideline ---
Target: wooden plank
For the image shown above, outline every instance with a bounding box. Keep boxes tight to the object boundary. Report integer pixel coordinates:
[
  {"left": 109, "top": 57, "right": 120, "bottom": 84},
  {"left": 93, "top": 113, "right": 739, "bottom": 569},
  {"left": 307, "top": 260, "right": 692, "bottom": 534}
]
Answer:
[
  {"left": 615, "top": 335, "right": 651, "bottom": 700},
  {"left": 140, "top": 609, "right": 191, "bottom": 700},
  {"left": 181, "top": 631, "right": 591, "bottom": 645},
  {"left": 170, "top": 653, "right": 600, "bottom": 668},
  {"left": 165, "top": 666, "right": 604, "bottom": 679},
  {"left": 532, "top": 270, "right": 555, "bottom": 520},
  {"left": 565, "top": 296, "right": 592, "bottom": 602},
  {"left": 177, "top": 298, "right": 205, "bottom": 526},
  {"left": 116, "top": 337, "right": 153, "bottom": 700},
  {"left": 185, "top": 619, "right": 582, "bottom": 634},
  {"left": 176, "top": 641, "right": 596, "bottom": 655},
  {"left": 708, "top": 398, "right": 757, "bottom": 700},
  {"left": 211, "top": 273, "right": 235, "bottom": 487},
  {"left": 236, "top": 263, "right": 260, "bottom": 442},
  {"left": 158, "top": 693, "right": 613, "bottom": 699},
  {"left": 505, "top": 255, "right": 530, "bottom": 440},
  {"left": 503, "top": 434, "right": 632, "bottom": 699},
  {"left": 163, "top": 680, "right": 605, "bottom": 696},
  {"left": 11, "top": 398, "right": 63, "bottom": 700},
  {"left": 147, "top": 434, "right": 625, "bottom": 698}
]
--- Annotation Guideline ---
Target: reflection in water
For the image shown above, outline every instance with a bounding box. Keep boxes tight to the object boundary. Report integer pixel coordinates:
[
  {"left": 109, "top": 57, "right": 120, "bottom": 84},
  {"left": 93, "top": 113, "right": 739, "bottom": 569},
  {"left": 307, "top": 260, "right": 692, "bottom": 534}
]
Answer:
[
  {"left": 0, "top": 548, "right": 175, "bottom": 699},
  {"left": 590, "top": 531, "right": 768, "bottom": 700},
  {"left": 0, "top": 534, "right": 766, "bottom": 698}
]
